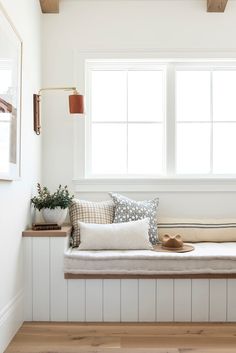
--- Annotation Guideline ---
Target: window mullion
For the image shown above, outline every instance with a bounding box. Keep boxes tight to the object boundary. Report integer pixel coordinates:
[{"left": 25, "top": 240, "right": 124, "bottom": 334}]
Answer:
[
  {"left": 85, "top": 67, "right": 92, "bottom": 178},
  {"left": 166, "top": 63, "right": 176, "bottom": 176},
  {"left": 210, "top": 69, "right": 214, "bottom": 174}
]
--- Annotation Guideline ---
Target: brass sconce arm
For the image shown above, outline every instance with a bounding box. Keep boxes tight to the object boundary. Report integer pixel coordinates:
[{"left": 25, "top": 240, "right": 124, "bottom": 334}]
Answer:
[
  {"left": 33, "top": 86, "right": 84, "bottom": 135},
  {"left": 38, "top": 87, "right": 79, "bottom": 95}
]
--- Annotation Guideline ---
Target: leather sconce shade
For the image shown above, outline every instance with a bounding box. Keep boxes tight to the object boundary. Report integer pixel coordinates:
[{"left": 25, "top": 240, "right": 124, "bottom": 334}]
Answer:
[{"left": 69, "top": 94, "right": 84, "bottom": 114}]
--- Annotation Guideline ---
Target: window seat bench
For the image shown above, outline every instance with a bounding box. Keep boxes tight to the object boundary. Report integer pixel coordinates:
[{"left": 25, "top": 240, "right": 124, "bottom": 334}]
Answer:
[
  {"left": 23, "top": 230, "right": 236, "bottom": 322},
  {"left": 64, "top": 242, "right": 236, "bottom": 279}
]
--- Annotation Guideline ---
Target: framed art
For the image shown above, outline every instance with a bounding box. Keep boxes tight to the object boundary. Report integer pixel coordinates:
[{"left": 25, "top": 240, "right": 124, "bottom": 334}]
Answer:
[{"left": 0, "top": 4, "right": 22, "bottom": 180}]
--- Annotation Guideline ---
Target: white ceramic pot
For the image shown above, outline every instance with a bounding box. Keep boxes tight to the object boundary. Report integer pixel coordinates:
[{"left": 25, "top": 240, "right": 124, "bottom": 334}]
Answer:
[{"left": 42, "top": 207, "right": 68, "bottom": 226}]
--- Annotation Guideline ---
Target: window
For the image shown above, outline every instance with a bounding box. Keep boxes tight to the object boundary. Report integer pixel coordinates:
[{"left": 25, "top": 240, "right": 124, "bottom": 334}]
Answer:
[
  {"left": 86, "top": 63, "right": 165, "bottom": 176},
  {"left": 176, "top": 68, "right": 236, "bottom": 175},
  {"left": 86, "top": 61, "right": 236, "bottom": 178}
]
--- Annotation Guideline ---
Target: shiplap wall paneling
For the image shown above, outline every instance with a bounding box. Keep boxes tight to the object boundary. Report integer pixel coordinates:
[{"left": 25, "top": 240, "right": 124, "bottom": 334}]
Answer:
[
  {"left": 68, "top": 280, "right": 86, "bottom": 322},
  {"left": 139, "top": 279, "right": 156, "bottom": 322},
  {"left": 23, "top": 238, "right": 33, "bottom": 321},
  {"left": 85, "top": 280, "right": 103, "bottom": 321},
  {"left": 103, "top": 280, "right": 121, "bottom": 322},
  {"left": 156, "top": 279, "right": 174, "bottom": 322},
  {"left": 50, "top": 238, "right": 68, "bottom": 321},
  {"left": 32, "top": 238, "right": 50, "bottom": 321},
  {"left": 192, "top": 279, "right": 209, "bottom": 322},
  {"left": 227, "top": 279, "right": 236, "bottom": 322},
  {"left": 174, "top": 279, "right": 192, "bottom": 322},
  {"left": 210, "top": 279, "right": 227, "bottom": 322},
  {"left": 121, "top": 279, "right": 138, "bottom": 322}
]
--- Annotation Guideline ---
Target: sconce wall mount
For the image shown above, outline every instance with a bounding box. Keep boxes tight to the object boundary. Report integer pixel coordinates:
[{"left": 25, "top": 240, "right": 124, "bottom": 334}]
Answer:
[{"left": 33, "top": 87, "right": 84, "bottom": 135}]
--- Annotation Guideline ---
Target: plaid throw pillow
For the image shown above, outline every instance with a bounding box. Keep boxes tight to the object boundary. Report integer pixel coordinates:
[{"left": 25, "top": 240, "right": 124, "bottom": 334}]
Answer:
[
  {"left": 109, "top": 193, "right": 159, "bottom": 245},
  {"left": 69, "top": 199, "right": 114, "bottom": 247}
]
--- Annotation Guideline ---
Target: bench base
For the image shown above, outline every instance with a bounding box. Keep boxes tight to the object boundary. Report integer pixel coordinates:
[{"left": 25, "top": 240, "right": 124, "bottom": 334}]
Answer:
[{"left": 24, "top": 237, "right": 236, "bottom": 322}]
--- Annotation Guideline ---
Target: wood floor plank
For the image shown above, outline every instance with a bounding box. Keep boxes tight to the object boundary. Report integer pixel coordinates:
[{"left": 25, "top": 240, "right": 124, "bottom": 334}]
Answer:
[
  {"left": 6, "top": 348, "right": 179, "bottom": 353},
  {"left": 5, "top": 323, "right": 236, "bottom": 353},
  {"left": 17, "top": 322, "right": 236, "bottom": 337},
  {"left": 122, "top": 336, "right": 236, "bottom": 348}
]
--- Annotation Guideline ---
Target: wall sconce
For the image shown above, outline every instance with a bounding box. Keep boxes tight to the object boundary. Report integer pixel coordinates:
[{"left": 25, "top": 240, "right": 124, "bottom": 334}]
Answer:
[{"left": 33, "top": 87, "right": 84, "bottom": 135}]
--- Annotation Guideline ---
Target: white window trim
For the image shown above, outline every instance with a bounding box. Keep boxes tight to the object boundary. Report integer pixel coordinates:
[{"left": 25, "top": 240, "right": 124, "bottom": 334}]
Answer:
[
  {"left": 73, "top": 177, "right": 236, "bottom": 193},
  {"left": 72, "top": 50, "right": 236, "bottom": 192}
]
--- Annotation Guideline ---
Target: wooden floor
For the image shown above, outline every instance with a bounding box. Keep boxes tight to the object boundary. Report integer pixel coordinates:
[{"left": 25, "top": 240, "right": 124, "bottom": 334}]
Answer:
[{"left": 5, "top": 322, "right": 236, "bottom": 353}]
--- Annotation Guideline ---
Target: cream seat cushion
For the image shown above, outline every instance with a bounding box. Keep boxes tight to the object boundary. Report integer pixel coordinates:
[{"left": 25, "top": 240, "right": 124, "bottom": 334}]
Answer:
[
  {"left": 158, "top": 218, "right": 236, "bottom": 242},
  {"left": 64, "top": 242, "right": 236, "bottom": 275}
]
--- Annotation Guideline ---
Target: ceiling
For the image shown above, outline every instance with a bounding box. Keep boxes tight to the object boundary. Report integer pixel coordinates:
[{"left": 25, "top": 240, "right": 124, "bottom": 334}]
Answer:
[{"left": 39, "top": 0, "right": 229, "bottom": 14}]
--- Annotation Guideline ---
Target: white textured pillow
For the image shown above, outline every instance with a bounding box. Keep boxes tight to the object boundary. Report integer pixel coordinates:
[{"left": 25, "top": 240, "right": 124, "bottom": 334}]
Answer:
[{"left": 79, "top": 218, "right": 153, "bottom": 250}]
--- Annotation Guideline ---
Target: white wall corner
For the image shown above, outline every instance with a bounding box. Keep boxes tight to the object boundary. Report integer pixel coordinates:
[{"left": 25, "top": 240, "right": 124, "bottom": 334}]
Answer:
[{"left": 0, "top": 290, "right": 24, "bottom": 353}]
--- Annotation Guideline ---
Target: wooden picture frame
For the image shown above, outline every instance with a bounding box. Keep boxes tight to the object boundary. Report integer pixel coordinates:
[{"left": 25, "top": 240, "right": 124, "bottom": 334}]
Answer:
[{"left": 0, "top": 4, "right": 22, "bottom": 180}]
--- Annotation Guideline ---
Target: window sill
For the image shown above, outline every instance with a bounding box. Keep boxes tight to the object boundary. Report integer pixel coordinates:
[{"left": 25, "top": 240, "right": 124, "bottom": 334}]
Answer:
[{"left": 73, "top": 177, "right": 236, "bottom": 193}]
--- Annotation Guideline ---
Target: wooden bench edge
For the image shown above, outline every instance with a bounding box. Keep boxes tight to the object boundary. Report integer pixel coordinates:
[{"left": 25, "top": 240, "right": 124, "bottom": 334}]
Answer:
[{"left": 64, "top": 273, "right": 236, "bottom": 279}]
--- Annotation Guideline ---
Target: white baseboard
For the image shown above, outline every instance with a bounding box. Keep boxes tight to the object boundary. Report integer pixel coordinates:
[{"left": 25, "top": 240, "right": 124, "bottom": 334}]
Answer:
[{"left": 0, "top": 290, "right": 23, "bottom": 353}]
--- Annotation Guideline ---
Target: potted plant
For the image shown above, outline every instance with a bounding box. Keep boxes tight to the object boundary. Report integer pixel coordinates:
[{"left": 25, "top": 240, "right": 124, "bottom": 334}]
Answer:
[{"left": 31, "top": 183, "right": 74, "bottom": 225}]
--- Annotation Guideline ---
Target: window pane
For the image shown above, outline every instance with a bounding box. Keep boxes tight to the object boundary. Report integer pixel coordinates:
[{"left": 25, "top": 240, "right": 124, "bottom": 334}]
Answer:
[
  {"left": 128, "top": 123, "right": 163, "bottom": 174},
  {"left": 213, "top": 71, "right": 236, "bottom": 121},
  {"left": 91, "top": 71, "right": 126, "bottom": 122},
  {"left": 128, "top": 71, "right": 164, "bottom": 122},
  {"left": 177, "top": 123, "right": 211, "bottom": 174},
  {"left": 91, "top": 123, "right": 127, "bottom": 174},
  {"left": 176, "top": 71, "right": 211, "bottom": 122},
  {"left": 213, "top": 123, "right": 236, "bottom": 174}
]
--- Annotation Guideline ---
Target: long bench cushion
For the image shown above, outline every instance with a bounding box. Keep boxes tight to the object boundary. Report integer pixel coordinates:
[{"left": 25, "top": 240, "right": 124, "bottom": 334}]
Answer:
[
  {"left": 158, "top": 218, "right": 236, "bottom": 242},
  {"left": 64, "top": 242, "right": 236, "bottom": 275}
]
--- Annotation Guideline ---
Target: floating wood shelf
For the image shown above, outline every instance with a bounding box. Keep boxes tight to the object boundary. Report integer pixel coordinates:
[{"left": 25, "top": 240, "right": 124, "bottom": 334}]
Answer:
[{"left": 22, "top": 225, "right": 71, "bottom": 237}]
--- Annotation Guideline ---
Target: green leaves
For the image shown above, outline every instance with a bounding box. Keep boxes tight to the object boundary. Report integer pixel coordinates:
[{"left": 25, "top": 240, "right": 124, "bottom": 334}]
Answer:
[{"left": 31, "top": 183, "right": 74, "bottom": 211}]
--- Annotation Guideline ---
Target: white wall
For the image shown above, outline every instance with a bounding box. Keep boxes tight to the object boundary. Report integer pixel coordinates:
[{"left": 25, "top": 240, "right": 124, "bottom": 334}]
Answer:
[
  {"left": 0, "top": 0, "right": 41, "bottom": 351},
  {"left": 42, "top": 0, "right": 236, "bottom": 218}
]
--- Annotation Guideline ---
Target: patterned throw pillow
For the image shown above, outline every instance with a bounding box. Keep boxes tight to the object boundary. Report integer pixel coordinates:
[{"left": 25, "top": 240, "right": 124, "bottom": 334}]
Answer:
[
  {"left": 69, "top": 199, "right": 114, "bottom": 247},
  {"left": 109, "top": 193, "right": 159, "bottom": 245}
]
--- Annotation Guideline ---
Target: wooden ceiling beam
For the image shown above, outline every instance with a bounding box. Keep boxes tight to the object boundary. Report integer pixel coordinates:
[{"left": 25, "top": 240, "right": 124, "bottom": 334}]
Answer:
[
  {"left": 207, "top": 0, "right": 228, "bottom": 12},
  {"left": 40, "top": 0, "right": 59, "bottom": 14}
]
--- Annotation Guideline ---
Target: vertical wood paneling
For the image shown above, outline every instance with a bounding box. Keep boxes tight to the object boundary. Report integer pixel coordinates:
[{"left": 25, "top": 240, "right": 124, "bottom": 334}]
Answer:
[
  {"left": 192, "top": 279, "right": 209, "bottom": 322},
  {"left": 210, "top": 279, "right": 227, "bottom": 322},
  {"left": 23, "top": 238, "right": 33, "bottom": 321},
  {"left": 68, "top": 280, "right": 85, "bottom": 321},
  {"left": 50, "top": 238, "right": 68, "bottom": 321},
  {"left": 227, "top": 279, "right": 236, "bottom": 322},
  {"left": 174, "top": 279, "right": 191, "bottom": 322},
  {"left": 86, "top": 280, "right": 103, "bottom": 322},
  {"left": 121, "top": 279, "right": 138, "bottom": 322},
  {"left": 103, "top": 280, "right": 121, "bottom": 322},
  {"left": 139, "top": 279, "right": 156, "bottom": 322},
  {"left": 156, "top": 279, "right": 174, "bottom": 322},
  {"left": 32, "top": 238, "right": 50, "bottom": 321}
]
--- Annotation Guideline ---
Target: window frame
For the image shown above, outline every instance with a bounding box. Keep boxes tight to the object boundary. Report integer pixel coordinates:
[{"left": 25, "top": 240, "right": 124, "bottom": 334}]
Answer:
[{"left": 72, "top": 56, "right": 236, "bottom": 192}]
